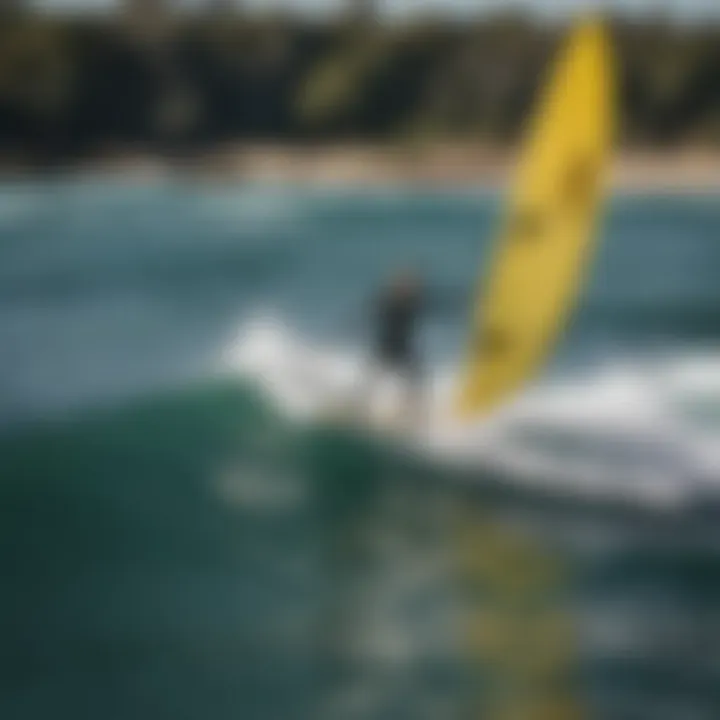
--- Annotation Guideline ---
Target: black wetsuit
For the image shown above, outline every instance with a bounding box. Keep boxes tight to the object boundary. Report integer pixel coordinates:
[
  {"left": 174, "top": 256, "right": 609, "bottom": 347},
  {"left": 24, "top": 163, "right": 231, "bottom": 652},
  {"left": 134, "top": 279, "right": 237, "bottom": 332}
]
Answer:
[{"left": 374, "top": 289, "right": 422, "bottom": 378}]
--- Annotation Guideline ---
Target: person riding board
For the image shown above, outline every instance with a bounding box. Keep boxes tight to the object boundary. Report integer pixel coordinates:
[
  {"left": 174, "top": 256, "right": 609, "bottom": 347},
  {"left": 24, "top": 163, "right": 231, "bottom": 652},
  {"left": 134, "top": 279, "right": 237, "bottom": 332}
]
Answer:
[
  {"left": 344, "top": 266, "right": 462, "bottom": 425},
  {"left": 360, "top": 268, "right": 427, "bottom": 423}
]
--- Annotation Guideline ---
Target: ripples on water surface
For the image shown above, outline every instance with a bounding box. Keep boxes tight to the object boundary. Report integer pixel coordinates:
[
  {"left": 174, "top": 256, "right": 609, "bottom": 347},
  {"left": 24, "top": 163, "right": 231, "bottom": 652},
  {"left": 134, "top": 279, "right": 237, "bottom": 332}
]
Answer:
[{"left": 0, "top": 180, "right": 719, "bottom": 720}]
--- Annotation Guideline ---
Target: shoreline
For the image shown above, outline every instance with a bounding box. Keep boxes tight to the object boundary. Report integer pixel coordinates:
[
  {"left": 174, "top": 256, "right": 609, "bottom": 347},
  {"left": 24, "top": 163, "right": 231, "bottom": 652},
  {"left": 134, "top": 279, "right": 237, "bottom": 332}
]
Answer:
[{"left": 3, "top": 144, "right": 720, "bottom": 193}]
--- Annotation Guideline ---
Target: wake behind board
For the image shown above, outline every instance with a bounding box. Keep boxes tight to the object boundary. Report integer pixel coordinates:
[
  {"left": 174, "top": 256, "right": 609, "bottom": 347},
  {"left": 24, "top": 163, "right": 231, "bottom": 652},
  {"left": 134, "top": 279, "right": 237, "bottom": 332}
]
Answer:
[{"left": 454, "top": 19, "right": 615, "bottom": 421}]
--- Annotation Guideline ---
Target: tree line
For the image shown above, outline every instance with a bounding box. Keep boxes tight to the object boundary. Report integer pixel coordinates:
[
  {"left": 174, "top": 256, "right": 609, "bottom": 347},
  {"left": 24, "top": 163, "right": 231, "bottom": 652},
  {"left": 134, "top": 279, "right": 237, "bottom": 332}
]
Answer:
[{"left": 0, "top": 12, "right": 718, "bottom": 165}]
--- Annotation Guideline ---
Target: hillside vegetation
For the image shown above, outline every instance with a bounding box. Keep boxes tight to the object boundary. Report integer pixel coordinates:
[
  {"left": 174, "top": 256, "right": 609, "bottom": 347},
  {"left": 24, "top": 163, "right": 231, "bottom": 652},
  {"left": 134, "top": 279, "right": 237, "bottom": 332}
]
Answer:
[{"left": 0, "top": 12, "right": 718, "bottom": 165}]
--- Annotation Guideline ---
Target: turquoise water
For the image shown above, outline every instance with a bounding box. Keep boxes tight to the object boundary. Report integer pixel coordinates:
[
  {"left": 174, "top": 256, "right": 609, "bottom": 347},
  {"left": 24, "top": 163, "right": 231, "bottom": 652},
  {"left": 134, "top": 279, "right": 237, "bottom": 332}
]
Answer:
[{"left": 0, "top": 180, "right": 719, "bottom": 719}]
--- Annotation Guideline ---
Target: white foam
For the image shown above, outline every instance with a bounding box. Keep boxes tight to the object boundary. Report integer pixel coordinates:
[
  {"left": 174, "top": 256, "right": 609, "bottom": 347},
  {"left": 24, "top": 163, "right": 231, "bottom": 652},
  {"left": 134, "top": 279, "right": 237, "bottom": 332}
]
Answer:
[{"left": 219, "top": 314, "right": 720, "bottom": 509}]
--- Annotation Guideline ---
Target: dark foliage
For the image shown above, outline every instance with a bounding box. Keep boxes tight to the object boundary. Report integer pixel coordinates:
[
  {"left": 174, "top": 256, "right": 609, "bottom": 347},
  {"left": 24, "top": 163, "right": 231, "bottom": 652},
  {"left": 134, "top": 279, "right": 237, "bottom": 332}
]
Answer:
[{"left": 0, "top": 13, "right": 718, "bottom": 165}]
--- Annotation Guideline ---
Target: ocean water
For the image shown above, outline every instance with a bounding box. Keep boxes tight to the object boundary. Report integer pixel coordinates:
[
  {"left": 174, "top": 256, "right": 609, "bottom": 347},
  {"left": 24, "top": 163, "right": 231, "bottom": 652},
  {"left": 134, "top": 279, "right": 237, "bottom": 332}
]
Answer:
[{"left": 1, "top": 179, "right": 719, "bottom": 720}]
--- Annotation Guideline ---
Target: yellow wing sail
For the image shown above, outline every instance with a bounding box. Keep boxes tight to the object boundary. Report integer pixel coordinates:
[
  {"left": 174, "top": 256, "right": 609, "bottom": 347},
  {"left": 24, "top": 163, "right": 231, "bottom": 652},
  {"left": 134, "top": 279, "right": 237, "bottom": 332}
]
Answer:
[{"left": 454, "top": 18, "right": 615, "bottom": 420}]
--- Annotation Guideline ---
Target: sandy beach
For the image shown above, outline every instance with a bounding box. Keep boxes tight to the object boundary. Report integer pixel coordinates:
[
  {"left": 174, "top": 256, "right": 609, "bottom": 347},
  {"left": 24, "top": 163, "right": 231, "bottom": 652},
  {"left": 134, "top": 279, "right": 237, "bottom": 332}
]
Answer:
[{"left": 69, "top": 143, "right": 720, "bottom": 193}]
